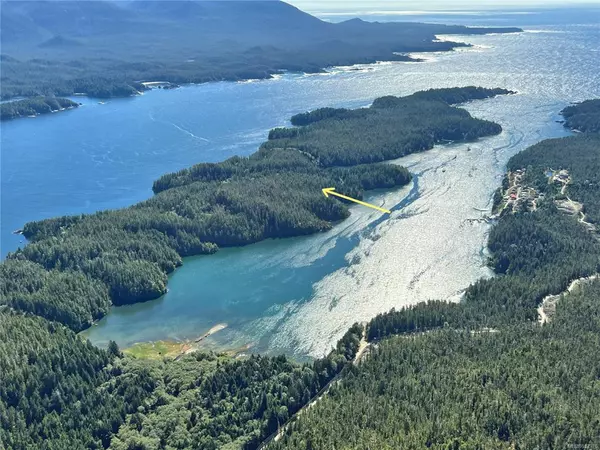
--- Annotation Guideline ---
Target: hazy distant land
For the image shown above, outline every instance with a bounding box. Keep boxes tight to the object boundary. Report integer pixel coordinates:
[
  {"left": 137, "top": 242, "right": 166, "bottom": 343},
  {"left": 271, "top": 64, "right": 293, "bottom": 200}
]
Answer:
[{"left": 0, "top": 1, "right": 521, "bottom": 101}]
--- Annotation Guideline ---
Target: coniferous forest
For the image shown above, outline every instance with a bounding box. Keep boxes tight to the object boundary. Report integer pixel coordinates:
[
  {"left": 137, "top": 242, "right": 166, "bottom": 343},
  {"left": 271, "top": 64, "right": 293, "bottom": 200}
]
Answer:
[
  {"left": 561, "top": 99, "right": 600, "bottom": 133},
  {"left": 2, "top": 94, "right": 599, "bottom": 450}
]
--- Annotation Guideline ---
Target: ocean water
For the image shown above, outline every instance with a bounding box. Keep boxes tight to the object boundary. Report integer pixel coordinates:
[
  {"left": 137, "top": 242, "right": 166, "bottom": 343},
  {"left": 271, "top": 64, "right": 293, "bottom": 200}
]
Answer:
[{"left": 2, "top": 15, "right": 599, "bottom": 358}]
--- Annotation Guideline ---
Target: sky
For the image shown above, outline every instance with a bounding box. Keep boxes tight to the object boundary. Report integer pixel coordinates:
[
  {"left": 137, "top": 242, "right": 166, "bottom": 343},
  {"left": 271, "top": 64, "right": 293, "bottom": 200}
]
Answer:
[{"left": 287, "top": 0, "right": 600, "bottom": 14}]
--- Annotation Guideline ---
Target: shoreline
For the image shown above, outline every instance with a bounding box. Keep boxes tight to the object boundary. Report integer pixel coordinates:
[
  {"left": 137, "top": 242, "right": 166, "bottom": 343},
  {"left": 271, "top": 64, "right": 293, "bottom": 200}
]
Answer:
[
  {"left": 0, "top": 102, "right": 80, "bottom": 122},
  {"left": 91, "top": 184, "right": 414, "bottom": 352},
  {"left": 123, "top": 323, "right": 229, "bottom": 360},
  {"left": 3, "top": 40, "right": 520, "bottom": 356},
  {"left": 0, "top": 28, "right": 519, "bottom": 115}
]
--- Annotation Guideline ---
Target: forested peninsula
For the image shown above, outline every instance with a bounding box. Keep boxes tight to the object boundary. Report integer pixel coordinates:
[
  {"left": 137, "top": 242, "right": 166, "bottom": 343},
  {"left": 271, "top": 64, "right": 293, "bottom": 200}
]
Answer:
[
  {"left": 562, "top": 99, "right": 600, "bottom": 133},
  {"left": 0, "top": 97, "right": 79, "bottom": 121},
  {"left": 0, "top": 1, "right": 521, "bottom": 103},
  {"left": 1, "top": 87, "right": 507, "bottom": 332}
]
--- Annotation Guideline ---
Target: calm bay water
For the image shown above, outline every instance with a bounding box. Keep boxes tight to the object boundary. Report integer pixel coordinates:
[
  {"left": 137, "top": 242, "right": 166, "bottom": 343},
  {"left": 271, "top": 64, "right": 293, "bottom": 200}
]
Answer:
[{"left": 2, "top": 15, "right": 599, "bottom": 358}]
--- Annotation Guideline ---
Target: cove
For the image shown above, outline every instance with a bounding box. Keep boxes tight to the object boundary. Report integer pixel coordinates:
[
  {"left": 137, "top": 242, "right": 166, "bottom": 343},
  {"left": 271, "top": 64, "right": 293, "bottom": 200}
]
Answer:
[{"left": 82, "top": 184, "right": 418, "bottom": 358}]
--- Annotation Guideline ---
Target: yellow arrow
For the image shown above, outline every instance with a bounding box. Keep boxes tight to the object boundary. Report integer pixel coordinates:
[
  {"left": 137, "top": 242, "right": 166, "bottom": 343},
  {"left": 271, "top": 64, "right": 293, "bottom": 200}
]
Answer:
[{"left": 322, "top": 187, "right": 391, "bottom": 214}]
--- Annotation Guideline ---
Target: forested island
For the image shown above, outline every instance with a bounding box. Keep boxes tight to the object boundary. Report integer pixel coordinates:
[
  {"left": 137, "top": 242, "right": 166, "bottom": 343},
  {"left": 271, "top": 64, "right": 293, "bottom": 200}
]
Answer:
[
  {"left": 0, "top": 1, "right": 521, "bottom": 102},
  {"left": 0, "top": 97, "right": 79, "bottom": 120}
]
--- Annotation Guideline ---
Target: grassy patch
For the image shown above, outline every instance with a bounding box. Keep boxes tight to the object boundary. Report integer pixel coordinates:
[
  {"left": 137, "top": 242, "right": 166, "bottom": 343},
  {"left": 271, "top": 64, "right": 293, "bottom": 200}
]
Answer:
[{"left": 123, "top": 340, "right": 189, "bottom": 359}]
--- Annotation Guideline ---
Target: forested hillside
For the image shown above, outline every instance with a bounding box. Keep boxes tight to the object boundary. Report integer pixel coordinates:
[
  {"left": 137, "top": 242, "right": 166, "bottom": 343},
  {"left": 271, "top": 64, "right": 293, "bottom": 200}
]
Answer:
[
  {"left": 1, "top": 87, "right": 504, "bottom": 331},
  {"left": 0, "top": 0, "right": 520, "bottom": 101},
  {"left": 0, "top": 310, "right": 126, "bottom": 449},
  {"left": 272, "top": 291, "right": 600, "bottom": 449},
  {"left": 0, "top": 307, "right": 363, "bottom": 450},
  {"left": 269, "top": 100, "right": 600, "bottom": 449}
]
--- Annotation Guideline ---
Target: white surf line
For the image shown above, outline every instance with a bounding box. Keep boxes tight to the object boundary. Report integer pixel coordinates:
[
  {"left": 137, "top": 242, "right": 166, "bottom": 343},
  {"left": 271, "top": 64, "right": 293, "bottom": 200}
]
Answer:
[
  {"left": 169, "top": 122, "right": 211, "bottom": 142},
  {"left": 148, "top": 111, "right": 210, "bottom": 142}
]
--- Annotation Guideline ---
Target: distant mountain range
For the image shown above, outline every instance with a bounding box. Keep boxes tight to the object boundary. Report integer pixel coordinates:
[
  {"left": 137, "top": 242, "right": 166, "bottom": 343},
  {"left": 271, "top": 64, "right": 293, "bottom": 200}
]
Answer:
[{"left": 0, "top": 1, "right": 522, "bottom": 99}]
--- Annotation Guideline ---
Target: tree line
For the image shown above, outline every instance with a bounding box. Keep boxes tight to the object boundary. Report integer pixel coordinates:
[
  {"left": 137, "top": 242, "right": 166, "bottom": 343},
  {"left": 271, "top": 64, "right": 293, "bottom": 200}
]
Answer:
[
  {"left": 561, "top": 99, "right": 600, "bottom": 133},
  {"left": 272, "top": 291, "right": 600, "bottom": 449},
  {"left": 4, "top": 87, "right": 550, "bottom": 450},
  {"left": 9, "top": 156, "right": 409, "bottom": 328},
  {"left": 1, "top": 0, "right": 520, "bottom": 103},
  {"left": 0, "top": 306, "right": 364, "bottom": 450}
]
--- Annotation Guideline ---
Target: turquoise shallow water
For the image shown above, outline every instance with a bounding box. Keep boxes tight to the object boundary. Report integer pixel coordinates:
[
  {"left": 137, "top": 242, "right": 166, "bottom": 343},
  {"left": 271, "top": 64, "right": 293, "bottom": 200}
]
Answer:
[{"left": 2, "top": 16, "right": 599, "bottom": 358}]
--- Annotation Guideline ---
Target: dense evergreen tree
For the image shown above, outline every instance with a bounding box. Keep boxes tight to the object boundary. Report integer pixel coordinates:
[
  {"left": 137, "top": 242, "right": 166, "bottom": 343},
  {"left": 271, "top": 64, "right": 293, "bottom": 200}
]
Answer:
[
  {"left": 265, "top": 88, "right": 506, "bottom": 167},
  {"left": 507, "top": 134, "right": 600, "bottom": 221},
  {"left": 272, "top": 288, "right": 600, "bottom": 449},
  {"left": 0, "top": 309, "right": 362, "bottom": 450},
  {"left": 561, "top": 99, "right": 600, "bottom": 133},
  {"left": 269, "top": 97, "right": 600, "bottom": 450},
  {"left": 0, "top": 310, "right": 129, "bottom": 449},
  {"left": 12, "top": 156, "right": 409, "bottom": 320},
  {"left": 109, "top": 324, "right": 363, "bottom": 450},
  {"left": 0, "top": 259, "right": 111, "bottom": 332},
  {"left": 409, "top": 86, "right": 513, "bottom": 104}
]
